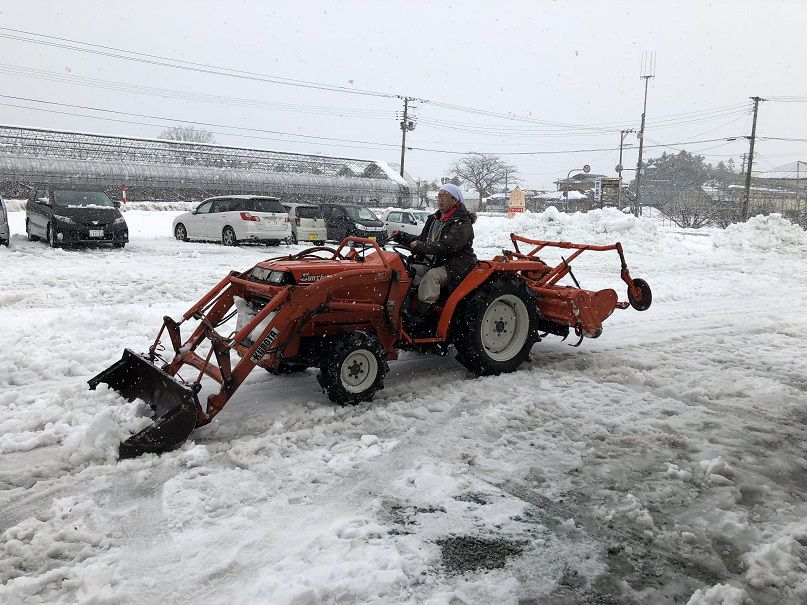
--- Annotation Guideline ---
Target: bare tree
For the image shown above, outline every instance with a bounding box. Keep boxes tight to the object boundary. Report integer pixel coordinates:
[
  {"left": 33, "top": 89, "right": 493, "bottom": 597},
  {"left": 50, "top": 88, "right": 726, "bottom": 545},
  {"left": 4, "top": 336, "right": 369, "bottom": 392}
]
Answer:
[
  {"left": 158, "top": 125, "right": 216, "bottom": 144},
  {"left": 450, "top": 153, "right": 519, "bottom": 207}
]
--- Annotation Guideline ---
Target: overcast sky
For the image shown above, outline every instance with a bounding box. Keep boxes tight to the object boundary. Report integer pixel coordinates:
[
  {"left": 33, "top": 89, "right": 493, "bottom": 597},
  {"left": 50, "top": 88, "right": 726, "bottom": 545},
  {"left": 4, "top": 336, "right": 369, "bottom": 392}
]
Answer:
[{"left": 0, "top": 0, "right": 805, "bottom": 189}]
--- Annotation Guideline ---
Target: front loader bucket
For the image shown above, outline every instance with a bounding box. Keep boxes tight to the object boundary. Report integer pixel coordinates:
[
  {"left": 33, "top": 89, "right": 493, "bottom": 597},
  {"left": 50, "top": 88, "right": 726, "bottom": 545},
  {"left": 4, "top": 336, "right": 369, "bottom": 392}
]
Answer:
[{"left": 88, "top": 349, "right": 199, "bottom": 458}]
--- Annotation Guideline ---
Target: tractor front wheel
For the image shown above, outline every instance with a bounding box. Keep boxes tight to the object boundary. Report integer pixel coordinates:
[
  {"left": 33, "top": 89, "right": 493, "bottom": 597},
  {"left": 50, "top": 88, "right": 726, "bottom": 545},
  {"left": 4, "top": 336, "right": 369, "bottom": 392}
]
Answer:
[
  {"left": 454, "top": 276, "right": 540, "bottom": 376},
  {"left": 318, "top": 333, "right": 388, "bottom": 404}
]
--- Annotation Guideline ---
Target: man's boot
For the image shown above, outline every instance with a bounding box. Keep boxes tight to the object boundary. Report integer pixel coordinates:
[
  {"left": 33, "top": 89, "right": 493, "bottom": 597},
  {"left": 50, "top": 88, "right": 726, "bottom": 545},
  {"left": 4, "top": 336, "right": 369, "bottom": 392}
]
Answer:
[{"left": 404, "top": 301, "right": 436, "bottom": 337}]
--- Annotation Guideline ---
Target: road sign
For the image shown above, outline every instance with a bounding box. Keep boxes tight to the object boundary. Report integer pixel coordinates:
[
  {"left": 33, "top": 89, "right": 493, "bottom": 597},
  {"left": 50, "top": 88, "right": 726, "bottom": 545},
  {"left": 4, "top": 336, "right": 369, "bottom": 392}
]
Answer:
[
  {"left": 508, "top": 187, "right": 525, "bottom": 218},
  {"left": 583, "top": 164, "right": 591, "bottom": 173},
  {"left": 615, "top": 164, "right": 623, "bottom": 172}
]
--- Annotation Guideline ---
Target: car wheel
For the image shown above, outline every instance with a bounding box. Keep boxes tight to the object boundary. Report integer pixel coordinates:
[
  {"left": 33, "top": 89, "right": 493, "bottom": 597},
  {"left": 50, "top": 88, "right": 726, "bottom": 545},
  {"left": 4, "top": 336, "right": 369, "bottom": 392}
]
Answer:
[
  {"left": 453, "top": 276, "right": 540, "bottom": 376},
  {"left": 47, "top": 224, "right": 60, "bottom": 248},
  {"left": 314, "top": 240, "right": 325, "bottom": 246},
  {"left": 222, "top": 226, "right": 238, "bottom": 246},
  {"left": 113, "top": 242, "right": 126, "bottom": 249},
  {"left": 317, "top": 332, "right": 388, "bottom": 405},
  {"left": 26, "top": 220, "right": 37, "bottom": 242},
  {"left": 174, "top": 223, "right": 188, "bottom": 242}
]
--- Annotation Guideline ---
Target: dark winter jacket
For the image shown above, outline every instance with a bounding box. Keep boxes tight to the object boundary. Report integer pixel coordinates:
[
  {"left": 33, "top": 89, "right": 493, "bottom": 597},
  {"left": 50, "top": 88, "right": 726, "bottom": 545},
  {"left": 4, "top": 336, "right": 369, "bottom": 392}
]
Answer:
[{"left": 393, "top": 203, "right": 477, "bottom": 289}]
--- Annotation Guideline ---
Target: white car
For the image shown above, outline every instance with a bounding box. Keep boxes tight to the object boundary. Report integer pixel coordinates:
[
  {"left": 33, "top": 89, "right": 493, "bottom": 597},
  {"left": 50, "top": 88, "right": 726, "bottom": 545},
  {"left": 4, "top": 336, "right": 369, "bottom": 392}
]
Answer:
[
  {"left": 173, "top": 195, "right": 291, "bottom": 246},
  {"left": 381, "top": 208, "right": 431, "bottom": 237},
  {"left": 283, "top": 202, "right": 327, "bottom": 245}
]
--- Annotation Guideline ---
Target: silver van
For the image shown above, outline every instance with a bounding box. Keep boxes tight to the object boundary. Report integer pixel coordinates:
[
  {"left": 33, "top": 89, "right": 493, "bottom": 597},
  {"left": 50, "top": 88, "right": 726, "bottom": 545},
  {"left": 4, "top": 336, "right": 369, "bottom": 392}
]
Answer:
[
  {"left": 283, "top": 203, "right": 327, "bottom": 245},
  {"left": 0, "top": 195, "right": 9, "bottom": 247}
]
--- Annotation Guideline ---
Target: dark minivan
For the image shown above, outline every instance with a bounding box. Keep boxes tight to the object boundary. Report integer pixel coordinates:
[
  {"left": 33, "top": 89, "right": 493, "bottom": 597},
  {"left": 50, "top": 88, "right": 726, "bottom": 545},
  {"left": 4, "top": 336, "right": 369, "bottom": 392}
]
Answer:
[
  {"left": 320, "top": 203, "right": 388, "bottom": 244},
  {"left": 26, "top": 187, "right": 128, "bottom": 248}
]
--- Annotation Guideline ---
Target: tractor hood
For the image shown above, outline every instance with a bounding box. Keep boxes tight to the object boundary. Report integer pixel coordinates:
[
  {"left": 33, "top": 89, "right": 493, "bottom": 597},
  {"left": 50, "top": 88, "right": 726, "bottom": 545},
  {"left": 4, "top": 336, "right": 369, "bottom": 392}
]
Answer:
[{"left": 251, "top": 256, "right": 385, "bottom": 286}]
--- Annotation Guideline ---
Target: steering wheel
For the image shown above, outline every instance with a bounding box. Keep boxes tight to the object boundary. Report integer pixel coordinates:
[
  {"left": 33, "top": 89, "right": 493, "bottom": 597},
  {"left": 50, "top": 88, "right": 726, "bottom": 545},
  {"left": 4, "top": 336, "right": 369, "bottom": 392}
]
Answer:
[
  {"left": 290, "top": 246, "right": 348, "bottom": 261},
  {"left": 391, "top": 244, "right": 416, "bottom": 277}
]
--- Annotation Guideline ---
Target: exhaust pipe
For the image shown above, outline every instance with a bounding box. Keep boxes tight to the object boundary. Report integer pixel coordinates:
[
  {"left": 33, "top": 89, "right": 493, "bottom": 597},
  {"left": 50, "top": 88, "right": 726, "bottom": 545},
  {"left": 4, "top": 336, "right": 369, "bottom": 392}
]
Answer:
[{"left": 88, "top": 349, "right": 199, "bottom": 458}]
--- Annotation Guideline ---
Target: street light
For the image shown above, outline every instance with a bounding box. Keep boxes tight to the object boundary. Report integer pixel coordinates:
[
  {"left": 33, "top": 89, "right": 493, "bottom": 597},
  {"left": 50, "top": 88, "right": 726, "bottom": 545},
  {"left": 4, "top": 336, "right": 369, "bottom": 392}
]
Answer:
[{"left": 565, "top": 165, "right": 589, "bottom": 207}]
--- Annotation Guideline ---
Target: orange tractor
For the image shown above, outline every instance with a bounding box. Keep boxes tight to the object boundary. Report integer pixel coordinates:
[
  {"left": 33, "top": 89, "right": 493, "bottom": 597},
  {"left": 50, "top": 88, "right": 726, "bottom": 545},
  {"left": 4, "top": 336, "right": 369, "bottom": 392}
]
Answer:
[{"left": 90, "top": 234, "right": 651, "bottom": 457}]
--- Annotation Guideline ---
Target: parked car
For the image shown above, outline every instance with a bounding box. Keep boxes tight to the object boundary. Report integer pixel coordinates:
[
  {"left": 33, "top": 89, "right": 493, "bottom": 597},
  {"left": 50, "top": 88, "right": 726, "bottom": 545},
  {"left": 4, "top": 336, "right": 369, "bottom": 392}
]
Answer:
[
  {"left": 25, "top": 186, "right": 128, "bottom": 248},
  {"left": 283, "top": 202, "right": 327, "bottom": 245},
  {"left": 172, "top": 195, "right": 291, "bottom": 246},
  {"left": 381, "top": 208, "right": 431, "bottom": 237},
  {"left": 320, "top": 203, "right": 387, "bottom": 244},
  {"left": 0, "top": 195, "right": 9, "bottom": 247}
]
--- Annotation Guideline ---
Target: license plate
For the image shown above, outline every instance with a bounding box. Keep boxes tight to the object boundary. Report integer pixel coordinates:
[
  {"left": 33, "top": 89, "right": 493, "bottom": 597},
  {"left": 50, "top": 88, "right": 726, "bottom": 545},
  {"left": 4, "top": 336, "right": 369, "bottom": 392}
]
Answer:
[
  {"left": 89, "top": 229, "right": 104, "bottom": 238},
  {"left": 369, "top": 236, "right": 376, "bottom": 242},
  {"left": 309, "top": 233, "right": 318, "bottom": 240}
]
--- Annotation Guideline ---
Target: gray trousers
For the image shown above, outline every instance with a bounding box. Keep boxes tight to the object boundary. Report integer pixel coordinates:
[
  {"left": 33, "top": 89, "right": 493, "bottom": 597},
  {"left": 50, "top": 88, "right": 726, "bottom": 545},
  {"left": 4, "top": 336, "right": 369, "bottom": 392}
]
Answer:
[{"left": 413, "top": 264, "right": 448, "bottom": 304}]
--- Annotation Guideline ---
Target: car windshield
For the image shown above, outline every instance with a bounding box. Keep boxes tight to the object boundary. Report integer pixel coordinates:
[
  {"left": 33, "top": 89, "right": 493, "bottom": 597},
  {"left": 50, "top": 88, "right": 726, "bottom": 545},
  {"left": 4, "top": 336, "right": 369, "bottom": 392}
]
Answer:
[
  {"left": 345, "top": 206, "right": 379, "bottom": 221},
  {"left": 243, "top": 198, "right": 285, "bottom": 213},
  {"left": 53, "top": 190, "right": 115, "bottom": 208},
  {"left": 296, "top": 205, "right": 324, "bottom": 219}
]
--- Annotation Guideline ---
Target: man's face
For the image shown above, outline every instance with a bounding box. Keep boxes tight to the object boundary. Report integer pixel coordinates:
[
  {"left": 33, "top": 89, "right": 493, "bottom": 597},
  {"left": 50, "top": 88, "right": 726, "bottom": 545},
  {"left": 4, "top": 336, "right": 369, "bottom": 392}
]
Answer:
[{"left": 437, "top": 190, "right": 457, "bottom": 214}]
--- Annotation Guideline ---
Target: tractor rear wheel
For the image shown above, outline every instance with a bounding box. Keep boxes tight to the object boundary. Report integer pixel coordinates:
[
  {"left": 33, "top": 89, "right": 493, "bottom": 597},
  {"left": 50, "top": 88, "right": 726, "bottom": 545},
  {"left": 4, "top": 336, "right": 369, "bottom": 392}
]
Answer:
[
  {"left": 318, "top": 333, "right": 388, "bottom": 404},
  {"left": 453, "top": 276, "right": 540, "bottom": 376}
]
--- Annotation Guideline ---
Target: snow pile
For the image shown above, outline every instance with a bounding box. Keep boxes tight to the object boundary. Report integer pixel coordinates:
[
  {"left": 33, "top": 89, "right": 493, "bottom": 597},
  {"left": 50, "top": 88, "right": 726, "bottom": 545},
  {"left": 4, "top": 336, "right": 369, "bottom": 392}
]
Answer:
[
  {"left": 685, "top": 583, "right": 748, "bottom": 605},
  {"left": 2, "top": 199, "right": 27, "bottom": 212},
  {"left": 121, "top": 201, "right": 198, "bottom": 212},
  {"left": 743, "top": 521, "right": 807, "bottom": 592},
  {"left": 3, "top": 199, "right": 198, "bottom": 212},
  {"left": 713, "top": 213, "right": 807, "bottom": 253},
  {"left": 473, "top": 206, "right": 660, "bottom": 251}
]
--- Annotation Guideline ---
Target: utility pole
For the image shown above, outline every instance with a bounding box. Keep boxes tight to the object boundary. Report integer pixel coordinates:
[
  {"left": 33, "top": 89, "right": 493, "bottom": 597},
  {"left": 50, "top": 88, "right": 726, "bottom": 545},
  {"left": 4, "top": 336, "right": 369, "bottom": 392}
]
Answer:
[
  {"left": 634, "top": 52, "right": 656, "bottom": 217},
  {"left": 617, "top": 128, "right": 635, "bottom": 209},
  {"left": 398, "top": 96, "right": 416, "bottom": 177},
  {"left": 742, "top": 96, "right": 765, "bottom": 221},
  {"left": 740, "top": 153, "right": 747, "bottom": 175}
]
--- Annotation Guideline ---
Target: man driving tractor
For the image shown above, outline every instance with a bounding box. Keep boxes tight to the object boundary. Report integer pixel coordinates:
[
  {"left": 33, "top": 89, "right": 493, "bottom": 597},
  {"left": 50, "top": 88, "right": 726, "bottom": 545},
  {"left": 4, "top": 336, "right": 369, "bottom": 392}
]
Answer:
[{"left": 390, "top": 183, "right": 477, "bottom": 330}]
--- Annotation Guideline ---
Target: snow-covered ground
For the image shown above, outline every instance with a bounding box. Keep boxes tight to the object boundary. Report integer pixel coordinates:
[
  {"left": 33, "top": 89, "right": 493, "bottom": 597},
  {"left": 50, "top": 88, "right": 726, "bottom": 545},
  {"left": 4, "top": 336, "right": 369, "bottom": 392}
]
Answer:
[{"left": 1, "top": 207, "right": 806, "bottom": 605}]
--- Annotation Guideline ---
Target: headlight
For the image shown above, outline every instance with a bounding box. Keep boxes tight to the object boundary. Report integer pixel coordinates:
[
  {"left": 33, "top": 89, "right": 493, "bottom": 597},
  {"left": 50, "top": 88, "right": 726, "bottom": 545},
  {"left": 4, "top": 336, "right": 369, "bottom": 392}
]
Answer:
[
  {"left": 267, "top": 270, "right": 286, "bottom": 284},
  {"left": 355, "top": 223, "right": 368, "bottom": 229},
  {"left": 113, "top": 216, "right": 126, "bottom": 225},
  {"left": 250, "top": 267, "right": 287, "bottom": 284},
  {"left": 251, "top": 266, "right": 272, "bottom": 280},
  {"left": 53, "top": 215, "right": 76, "bottom": 224}
]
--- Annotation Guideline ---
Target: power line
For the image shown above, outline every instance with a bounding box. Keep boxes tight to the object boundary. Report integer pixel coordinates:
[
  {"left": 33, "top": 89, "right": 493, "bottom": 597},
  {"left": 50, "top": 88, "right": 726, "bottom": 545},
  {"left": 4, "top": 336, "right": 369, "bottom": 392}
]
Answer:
[
  {"left": 0, "top": 27, "right": 396, "bottom": 99},
  {"left": 0, "top": 64, "right": 392, "bottom": 120},
  {"left": 0, "top": 99, "right": 400, "bottom": 151},
  {"left": 409, "top": 137, "right": 740, "bottom": 156},
  {"left": 0, "top": 28, "right": 758, "bottom": 137}
]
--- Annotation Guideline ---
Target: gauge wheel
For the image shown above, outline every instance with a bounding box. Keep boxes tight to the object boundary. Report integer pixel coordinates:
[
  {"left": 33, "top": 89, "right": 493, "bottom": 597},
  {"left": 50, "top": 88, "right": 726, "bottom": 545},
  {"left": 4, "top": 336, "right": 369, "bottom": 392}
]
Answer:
[
  {"left": 222, "top": 226, "right": 238, "bottom": 246},
  {"left": 174, "top": 223, "right": 188, "bottom": 242},
  {"left": 453, "top": 276, "right": 540, "bottom": 376},
  {"left": 317, "top": 332, "right": 388, "bottom": 404},
  {"left": 628, "top": 278, "right": 652, "bottom": 311}
]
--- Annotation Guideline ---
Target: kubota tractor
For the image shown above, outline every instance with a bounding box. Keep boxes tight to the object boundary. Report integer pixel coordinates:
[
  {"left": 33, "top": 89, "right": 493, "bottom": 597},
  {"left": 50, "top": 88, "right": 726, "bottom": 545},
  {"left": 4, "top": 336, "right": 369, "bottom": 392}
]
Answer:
[{"left": 90, "top": 234, "right": 651, "bottom": 458}]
